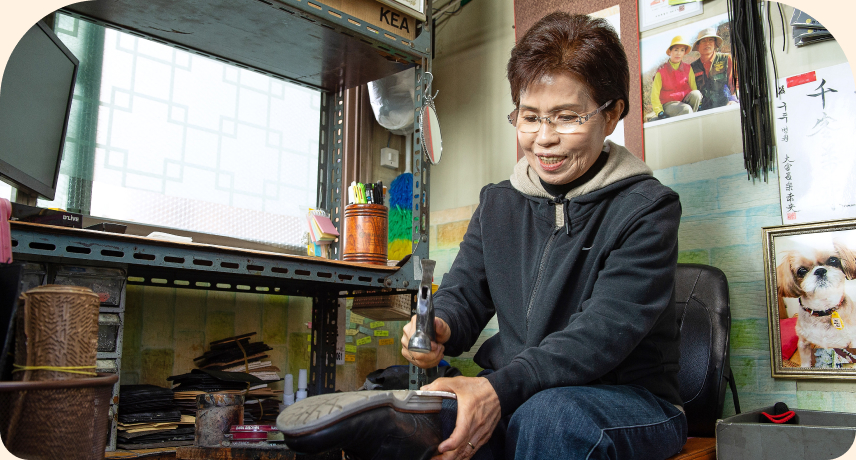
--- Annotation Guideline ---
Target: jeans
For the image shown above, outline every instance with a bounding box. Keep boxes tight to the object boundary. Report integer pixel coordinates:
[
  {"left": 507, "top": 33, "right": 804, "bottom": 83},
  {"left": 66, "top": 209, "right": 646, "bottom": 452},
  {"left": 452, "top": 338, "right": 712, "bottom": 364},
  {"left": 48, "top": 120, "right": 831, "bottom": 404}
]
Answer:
[{"left": 439, "top": 383, "right": 687, "bottom": 460}]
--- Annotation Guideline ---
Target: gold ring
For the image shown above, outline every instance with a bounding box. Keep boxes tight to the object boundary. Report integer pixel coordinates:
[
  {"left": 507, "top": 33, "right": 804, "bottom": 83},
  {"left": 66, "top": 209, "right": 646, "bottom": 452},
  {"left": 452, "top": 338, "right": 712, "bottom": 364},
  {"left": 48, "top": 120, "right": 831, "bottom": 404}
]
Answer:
[{"left": 468, "top": 442, "right": 476, "bottom": 450}]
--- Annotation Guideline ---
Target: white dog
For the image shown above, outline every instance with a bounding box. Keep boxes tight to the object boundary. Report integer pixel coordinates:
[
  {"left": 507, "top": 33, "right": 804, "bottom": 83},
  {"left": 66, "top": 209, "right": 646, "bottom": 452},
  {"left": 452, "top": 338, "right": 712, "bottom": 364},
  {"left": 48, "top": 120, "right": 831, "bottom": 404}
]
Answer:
[{"left": 777, "top": 242, "right": 856, "bottom": 367}]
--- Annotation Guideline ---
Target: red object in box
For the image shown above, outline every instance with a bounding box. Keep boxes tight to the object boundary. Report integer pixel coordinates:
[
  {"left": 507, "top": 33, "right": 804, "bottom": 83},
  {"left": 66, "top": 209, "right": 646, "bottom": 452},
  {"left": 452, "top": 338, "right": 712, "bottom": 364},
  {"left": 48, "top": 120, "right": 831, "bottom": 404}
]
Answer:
[
  {"left": 231, "top": 424, "right": 279, "bottom": 432},
  {"left": 230, "top": 424, "right": 279, "bottom": 441}
]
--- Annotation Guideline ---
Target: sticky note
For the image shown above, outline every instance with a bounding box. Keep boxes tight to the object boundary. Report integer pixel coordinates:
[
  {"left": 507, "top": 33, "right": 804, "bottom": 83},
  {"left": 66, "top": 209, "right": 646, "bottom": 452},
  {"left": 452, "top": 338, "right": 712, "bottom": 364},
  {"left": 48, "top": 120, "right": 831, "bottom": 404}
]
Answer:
[
  {"left": 345, "top": 345, "right": 357, "bottom": 353},
  {"left": 378, "top": 338, "right": 395, "bottom": 346},
  {"left": 307, "top": 334, "right": 312, "bottom": 342},
  {"left": 370, "top": 321, "right": 385, "bottom": 329},
  {"left": 357, "top": 336, "right": 372, "bottom": 346},
  {"left": 351, "top": 314, "right": 365, "bottom": 325},
  {"left": 345, "top": 336, "right": 353, "bottom": 343},
  {"left": 359, "top": 326, "right": 372, "bottom": 336},
  {"left": 374, "top": 330, "right": 389, "bottom": 337},
  {"left": 345, "top": 354, "right": 356, "bottom": 362},
  {"left": 346, "top": 329, "right": 358, "bottom": 336}
]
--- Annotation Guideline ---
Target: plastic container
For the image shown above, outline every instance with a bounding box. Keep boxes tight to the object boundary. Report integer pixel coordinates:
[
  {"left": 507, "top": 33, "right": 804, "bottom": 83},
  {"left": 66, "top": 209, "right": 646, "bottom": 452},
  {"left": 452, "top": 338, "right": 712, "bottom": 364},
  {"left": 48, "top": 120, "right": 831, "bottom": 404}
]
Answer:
[
  {"left": 342, "top": 204, "right": 388, "bottom": 265},
  {"left": 97, "top": 313, "right": 121, "bottom": 353},
  {"left": 20, "top": 262, "right": 45, "bottom": 293},
  {"left": 296, "top": 369, "right": 308, "bottom": 402},
  {"left": 53, "top": 266, "right": 126, "bottom": 306}
]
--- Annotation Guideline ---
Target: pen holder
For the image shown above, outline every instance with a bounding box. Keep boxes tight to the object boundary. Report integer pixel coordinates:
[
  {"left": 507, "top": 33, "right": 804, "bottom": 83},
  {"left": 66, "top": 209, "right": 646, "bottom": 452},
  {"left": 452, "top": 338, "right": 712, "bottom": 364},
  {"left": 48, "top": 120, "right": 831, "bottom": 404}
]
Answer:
[{"left": 342, "top": 204, "right": 388, "bottom": 265}]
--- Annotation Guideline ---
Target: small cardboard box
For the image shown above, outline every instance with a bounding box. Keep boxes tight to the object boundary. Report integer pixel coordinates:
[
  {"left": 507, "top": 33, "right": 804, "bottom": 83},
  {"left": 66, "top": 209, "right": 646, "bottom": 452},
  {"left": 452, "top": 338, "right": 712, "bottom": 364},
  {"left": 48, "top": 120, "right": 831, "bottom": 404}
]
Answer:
[
  {"left": 715, "top": 406, "right": 856, "bottom": 460},
  {"left": 310, "top": 0, "right": 418, "bottom": 40}
]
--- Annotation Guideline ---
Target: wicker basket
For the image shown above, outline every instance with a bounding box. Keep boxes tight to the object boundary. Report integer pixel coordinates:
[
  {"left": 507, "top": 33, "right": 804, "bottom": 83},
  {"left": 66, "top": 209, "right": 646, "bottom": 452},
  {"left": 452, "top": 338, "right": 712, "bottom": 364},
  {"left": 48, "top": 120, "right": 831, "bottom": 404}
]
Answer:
[
  {"left": 16, "top": 285, "right": 100, "bottom": 382},
  {"left": 350, "top": 293, "right": 413, "bottom": 321},
  {"left": 0, "top": 373, "right": 117, "bottom": 459}
]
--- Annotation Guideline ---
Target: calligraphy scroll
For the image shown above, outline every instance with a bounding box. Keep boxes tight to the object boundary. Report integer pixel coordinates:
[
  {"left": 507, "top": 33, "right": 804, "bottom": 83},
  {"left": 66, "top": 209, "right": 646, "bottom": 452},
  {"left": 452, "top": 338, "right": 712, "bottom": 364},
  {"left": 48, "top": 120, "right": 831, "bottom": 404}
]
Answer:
[{"left": 774, "top": 63, "right": 856, "bottom": 224}]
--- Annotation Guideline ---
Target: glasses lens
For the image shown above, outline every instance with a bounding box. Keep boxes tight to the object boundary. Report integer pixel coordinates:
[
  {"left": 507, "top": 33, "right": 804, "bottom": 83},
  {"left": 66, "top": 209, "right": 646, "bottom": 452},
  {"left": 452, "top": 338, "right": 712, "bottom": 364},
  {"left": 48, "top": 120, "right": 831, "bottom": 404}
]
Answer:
[
  {"left": 515, "top": 113, "right": 540, "bottom": 133},
  {"left": 554, "top": 112, "right": 581, "bottom": 134}
]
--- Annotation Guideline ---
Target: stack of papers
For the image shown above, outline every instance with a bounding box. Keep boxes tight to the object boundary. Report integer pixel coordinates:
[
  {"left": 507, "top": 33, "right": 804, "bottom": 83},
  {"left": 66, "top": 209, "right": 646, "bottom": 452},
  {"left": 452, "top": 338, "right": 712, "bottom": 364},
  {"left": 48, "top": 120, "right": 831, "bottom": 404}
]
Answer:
[{"left": 307, "top": 210, "right": 339, "bottom": 245}]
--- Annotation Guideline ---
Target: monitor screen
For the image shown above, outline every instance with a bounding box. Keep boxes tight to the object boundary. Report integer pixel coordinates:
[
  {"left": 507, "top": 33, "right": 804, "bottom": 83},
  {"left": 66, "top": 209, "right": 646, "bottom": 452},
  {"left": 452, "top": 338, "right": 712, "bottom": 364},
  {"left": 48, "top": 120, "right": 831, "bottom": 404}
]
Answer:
[{"left": 0, "top": 21, "right": 79, "bottom": 201}]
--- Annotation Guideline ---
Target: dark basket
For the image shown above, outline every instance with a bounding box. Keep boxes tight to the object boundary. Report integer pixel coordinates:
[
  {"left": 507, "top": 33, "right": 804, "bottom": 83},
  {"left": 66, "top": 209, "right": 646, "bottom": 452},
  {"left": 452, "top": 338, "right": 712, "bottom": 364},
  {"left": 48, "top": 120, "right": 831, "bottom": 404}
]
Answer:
[{"left": 0, "top": 373, "right": 118, "bottom": 460}]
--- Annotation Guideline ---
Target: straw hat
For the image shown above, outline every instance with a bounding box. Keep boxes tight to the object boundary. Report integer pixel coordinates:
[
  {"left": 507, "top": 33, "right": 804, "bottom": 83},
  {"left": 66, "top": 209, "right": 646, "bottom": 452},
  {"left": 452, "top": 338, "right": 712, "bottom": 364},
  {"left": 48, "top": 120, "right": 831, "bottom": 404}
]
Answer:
[
  {"left": 666, "top": 36, "right": 692, "bottom": 55},
  {"left": 692, "top": 28, "right": 723, "bottom": 51}
]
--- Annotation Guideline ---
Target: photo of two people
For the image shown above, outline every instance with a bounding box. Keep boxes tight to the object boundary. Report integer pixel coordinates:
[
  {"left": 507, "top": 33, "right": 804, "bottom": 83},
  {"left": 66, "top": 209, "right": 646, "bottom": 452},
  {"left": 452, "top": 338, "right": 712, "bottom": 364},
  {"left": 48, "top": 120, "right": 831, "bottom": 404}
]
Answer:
[{"left": 641, "top": 13, "right": 739, "bottom": 123}]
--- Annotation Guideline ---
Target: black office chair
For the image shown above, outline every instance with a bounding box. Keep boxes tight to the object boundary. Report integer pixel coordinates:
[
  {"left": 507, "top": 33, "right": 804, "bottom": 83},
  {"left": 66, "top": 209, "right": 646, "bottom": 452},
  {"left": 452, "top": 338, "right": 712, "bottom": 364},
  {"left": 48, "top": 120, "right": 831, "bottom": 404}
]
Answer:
[{"left": 674, "top": 263, "right": 741, "bottom": 438}]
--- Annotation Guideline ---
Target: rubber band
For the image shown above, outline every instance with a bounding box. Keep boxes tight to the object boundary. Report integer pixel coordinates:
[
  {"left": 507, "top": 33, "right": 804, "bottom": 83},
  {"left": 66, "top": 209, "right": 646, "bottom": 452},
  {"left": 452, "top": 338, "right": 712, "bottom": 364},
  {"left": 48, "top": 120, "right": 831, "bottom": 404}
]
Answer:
[
  {"left": 235, "top": 340, "right": 263, "bottom": 418},
  {"left": 12, "top": 364, "right": 97, "bottom": 376},
  {"left": 236, "top": 340, "right": 250, "bottom": 373}
]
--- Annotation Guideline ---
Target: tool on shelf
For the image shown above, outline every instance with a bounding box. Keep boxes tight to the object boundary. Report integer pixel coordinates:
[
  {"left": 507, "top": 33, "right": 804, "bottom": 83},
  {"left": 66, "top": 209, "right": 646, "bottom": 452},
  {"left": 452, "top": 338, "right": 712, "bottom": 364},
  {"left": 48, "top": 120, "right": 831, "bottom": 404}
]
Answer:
[
  {"left": 408, "top": 259, "right": 436, "bottom": 353},
  {"left": 408, "top": 259, "right": 438, "bottom": 387}
]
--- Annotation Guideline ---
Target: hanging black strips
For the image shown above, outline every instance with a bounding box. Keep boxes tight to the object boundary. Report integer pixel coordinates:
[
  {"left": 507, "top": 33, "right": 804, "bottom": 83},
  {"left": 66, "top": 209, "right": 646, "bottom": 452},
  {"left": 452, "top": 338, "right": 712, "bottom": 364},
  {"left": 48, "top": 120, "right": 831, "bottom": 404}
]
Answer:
[{"left": 728, "top": 0, "right": 776, "bottom": 182}]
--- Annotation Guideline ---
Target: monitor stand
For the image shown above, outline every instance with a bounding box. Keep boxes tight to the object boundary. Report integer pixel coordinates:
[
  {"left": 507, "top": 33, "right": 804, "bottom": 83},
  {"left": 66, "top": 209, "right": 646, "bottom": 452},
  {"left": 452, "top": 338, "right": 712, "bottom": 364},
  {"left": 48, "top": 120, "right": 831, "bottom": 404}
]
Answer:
[{"left": 11, "top": 189, "right": 37, "bottom": 207}]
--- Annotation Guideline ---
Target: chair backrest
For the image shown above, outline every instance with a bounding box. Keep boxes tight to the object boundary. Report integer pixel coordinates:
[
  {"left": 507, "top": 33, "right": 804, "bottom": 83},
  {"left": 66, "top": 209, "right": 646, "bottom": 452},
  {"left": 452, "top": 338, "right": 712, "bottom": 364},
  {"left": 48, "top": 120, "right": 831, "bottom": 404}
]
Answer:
[{"left": 675, "top": 263, "right": 736, "bottom": 437}]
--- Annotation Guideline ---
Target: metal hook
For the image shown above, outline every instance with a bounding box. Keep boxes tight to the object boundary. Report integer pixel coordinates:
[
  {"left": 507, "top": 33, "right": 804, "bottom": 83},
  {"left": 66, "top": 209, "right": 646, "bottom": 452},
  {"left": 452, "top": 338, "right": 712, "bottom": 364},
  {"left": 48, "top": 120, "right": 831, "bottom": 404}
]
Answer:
[{"left": 423, "top": 72, "right": 434, "bottom": 91}]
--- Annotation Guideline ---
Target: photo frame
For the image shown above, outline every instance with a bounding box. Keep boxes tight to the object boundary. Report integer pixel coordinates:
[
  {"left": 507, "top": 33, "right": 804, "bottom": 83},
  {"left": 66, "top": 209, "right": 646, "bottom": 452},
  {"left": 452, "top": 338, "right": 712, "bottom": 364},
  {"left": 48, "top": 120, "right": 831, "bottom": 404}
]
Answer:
[
  {"left": 640, "top": 13, "right": 740, "bottom": 126},
  {"left": 763, "top": 219, "right": 856, "bottom": 379},
  {"left": 639, "top": 0, "right": 703, "bottom": 32}
]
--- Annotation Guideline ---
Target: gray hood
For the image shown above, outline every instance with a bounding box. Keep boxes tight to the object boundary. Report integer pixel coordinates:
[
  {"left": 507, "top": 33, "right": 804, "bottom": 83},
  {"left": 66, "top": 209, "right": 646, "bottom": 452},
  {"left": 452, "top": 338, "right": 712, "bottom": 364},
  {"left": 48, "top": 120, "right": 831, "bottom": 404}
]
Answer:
[{"left": 510, "top": 140, "right": 653, "bottom": 226}]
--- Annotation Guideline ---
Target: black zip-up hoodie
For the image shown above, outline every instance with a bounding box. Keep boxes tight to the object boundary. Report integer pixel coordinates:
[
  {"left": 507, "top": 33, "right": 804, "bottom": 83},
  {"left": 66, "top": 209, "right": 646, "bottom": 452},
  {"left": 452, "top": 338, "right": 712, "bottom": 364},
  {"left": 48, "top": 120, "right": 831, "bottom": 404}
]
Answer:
[{"left": 433, "top": 141, "right": 682, "bottom": 417}]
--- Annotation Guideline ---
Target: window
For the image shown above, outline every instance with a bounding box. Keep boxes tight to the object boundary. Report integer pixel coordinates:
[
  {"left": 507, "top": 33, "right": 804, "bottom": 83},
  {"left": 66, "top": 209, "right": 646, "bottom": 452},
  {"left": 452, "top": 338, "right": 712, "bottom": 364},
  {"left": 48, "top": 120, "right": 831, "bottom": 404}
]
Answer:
[{"left": 43, "top": 13, "right": 321, "bottom": 251}]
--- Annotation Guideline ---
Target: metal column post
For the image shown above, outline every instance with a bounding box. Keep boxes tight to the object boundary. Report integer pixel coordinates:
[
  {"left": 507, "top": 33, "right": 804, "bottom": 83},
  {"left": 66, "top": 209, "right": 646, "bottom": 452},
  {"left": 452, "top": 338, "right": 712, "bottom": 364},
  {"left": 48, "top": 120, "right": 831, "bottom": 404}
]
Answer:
[{"left": 309, "top": 293, "right": 338, "bottom": 395}]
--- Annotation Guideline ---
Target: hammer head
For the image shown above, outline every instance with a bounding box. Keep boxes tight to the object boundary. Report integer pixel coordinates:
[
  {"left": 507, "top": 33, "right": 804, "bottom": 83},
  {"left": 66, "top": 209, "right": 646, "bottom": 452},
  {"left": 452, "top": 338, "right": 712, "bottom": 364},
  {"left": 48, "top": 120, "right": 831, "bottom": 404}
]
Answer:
[{"left": 408, "top": 259, "right": 436, "bottom": 354}]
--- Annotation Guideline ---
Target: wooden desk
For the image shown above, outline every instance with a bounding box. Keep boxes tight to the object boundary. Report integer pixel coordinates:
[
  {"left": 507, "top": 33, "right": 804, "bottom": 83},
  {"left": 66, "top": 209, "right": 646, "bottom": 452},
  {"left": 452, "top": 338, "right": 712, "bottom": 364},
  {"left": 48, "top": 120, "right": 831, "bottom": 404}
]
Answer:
[
  {"left": 175, "top": 446, "right": 341, "bottom": 460},
  {"left": 667, "top": 437, "right": 716, "bottom": 460}
]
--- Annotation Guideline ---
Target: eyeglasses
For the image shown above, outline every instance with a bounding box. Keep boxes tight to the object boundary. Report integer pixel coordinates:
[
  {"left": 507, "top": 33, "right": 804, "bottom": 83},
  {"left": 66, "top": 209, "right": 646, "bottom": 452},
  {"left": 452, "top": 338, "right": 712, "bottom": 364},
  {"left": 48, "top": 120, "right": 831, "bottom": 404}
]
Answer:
[{"left": 507, "top": 100, "right": 613, "bottom": 134}]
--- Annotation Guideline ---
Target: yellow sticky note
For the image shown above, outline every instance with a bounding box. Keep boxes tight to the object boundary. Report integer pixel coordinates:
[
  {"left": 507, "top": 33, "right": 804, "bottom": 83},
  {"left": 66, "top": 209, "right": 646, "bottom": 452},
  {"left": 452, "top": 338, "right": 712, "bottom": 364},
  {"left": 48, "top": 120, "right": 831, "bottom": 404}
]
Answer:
[
  {"left": 346, "top": 329, "right": 358, "bottom": 336},
  {"left": 345, "top": 354, "right": 356, "bottom": 362},
  {"left": 307, "top": 334, "right": 312, "bottom": 342},
  {"left": 370, "top": 321, "right": 385, "bottom": 329},
  {"left": 351, "top": 314, "right": 365, "bottom": 325},
  {"left": 356, "top": 336, "right": 372, "bottom": 346},
  {"left": 345, "top": 345, "right": 357, "bottom": 353},
  {"left": 374, "top": 330, "right": 389, "bottom": 337},
  {"left": 378, "top": 338, "right": 395, "bottom": 346}
]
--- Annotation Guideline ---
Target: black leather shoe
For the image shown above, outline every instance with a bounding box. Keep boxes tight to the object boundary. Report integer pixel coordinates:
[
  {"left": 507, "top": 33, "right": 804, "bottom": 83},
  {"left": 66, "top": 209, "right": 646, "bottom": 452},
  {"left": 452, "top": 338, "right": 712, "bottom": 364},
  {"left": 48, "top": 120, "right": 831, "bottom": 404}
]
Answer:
[{"left": 277, "top": 390, "right": 455, "bottom": 460}]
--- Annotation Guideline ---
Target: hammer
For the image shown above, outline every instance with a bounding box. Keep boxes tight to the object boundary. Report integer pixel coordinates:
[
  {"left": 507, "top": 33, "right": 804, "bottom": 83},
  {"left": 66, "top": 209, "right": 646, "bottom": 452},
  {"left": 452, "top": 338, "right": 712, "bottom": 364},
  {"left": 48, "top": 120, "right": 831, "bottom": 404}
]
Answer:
[{"left": 408, "top": 258, "right": 438, "bottom": 387}]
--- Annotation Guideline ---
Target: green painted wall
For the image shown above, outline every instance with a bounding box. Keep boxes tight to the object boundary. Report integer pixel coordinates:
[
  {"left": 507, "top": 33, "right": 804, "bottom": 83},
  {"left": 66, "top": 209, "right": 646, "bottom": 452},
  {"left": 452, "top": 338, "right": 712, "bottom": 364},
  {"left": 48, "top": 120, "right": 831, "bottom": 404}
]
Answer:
[
  {"left": 655, "top": 153, "right": 856, "bottom": 415},
  {"left": 121, "top": 287, "right": 410, "bottom": 392}
]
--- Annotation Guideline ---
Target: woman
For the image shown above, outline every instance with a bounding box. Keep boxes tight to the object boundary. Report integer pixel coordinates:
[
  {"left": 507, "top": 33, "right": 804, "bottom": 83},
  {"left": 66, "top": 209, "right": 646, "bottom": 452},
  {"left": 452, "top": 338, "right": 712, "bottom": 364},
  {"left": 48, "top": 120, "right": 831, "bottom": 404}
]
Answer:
[{"left": 402, "top": 12, "right": 687, "bottom": 460}]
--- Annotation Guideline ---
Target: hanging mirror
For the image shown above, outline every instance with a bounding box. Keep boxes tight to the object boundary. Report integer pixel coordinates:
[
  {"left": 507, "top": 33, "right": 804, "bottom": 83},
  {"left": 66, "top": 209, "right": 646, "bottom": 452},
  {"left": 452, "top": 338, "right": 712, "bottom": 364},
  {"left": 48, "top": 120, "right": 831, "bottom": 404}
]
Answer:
[{"left": 419, "top": 73, "right": 442, "bottom": 165}]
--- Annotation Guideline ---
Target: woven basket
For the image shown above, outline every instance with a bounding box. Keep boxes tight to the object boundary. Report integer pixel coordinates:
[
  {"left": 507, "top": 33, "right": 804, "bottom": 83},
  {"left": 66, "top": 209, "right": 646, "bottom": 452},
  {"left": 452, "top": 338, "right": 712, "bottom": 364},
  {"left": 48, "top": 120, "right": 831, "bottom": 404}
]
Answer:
[
  {"left": 16, "top": 285, "right": 100, "bottom": 381},
  {"left": 0, "top": 373, "right": 117, "bottom": 459},
  {"left": 351, "top": 293, "right": 413, "bottom": 321}
]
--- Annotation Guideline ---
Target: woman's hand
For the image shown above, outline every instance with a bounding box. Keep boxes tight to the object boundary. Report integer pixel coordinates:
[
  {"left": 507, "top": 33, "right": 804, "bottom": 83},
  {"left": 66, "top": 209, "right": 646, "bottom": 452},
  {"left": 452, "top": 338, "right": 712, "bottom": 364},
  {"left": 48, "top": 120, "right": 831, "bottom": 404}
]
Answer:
[
  {"left": 422, "top": 376, "right": 501, "bottom": 460},
  {"left": 400, "top": 316, "right": 451, "bottom": 368}
]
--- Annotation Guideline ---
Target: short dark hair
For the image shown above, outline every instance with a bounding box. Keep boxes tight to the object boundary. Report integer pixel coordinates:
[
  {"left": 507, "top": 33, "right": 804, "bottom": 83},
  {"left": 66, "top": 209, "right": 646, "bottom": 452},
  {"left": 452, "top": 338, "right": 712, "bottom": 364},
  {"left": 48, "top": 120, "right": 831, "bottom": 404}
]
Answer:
[{"left": 507, "top": 12, "right": 629, "bottom": 120}]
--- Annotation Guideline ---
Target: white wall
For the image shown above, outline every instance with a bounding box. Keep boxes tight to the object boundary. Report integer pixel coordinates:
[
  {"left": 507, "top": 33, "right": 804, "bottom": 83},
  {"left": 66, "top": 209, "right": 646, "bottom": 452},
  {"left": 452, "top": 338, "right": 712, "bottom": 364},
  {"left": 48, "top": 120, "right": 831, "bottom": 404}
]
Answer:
[{"left": 430, "top": 0, "right": 516, "bottom": 212}]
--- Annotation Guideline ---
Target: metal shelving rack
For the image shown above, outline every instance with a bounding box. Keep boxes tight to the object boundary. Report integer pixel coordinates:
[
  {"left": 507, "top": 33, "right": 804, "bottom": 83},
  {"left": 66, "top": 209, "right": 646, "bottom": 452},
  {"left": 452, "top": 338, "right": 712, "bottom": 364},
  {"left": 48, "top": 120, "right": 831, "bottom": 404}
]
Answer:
[{"left": 10, "top": 0, "right": 433, "bottom": 451}]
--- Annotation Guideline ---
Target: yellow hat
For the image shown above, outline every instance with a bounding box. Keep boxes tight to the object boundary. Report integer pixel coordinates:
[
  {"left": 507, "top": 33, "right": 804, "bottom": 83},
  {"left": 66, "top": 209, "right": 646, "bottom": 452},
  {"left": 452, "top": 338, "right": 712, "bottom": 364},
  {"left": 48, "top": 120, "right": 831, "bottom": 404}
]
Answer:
[{"left": 666, "top": 36, "right": 692, "bottom": 55}]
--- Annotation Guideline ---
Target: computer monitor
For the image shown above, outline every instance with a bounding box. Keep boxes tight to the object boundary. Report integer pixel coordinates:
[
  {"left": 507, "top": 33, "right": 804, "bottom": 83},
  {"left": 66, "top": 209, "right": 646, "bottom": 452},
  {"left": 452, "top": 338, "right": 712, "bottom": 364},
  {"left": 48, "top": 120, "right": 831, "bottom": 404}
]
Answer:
[{"left": 0, "top": 20, "right": 79, "bottom": 201}]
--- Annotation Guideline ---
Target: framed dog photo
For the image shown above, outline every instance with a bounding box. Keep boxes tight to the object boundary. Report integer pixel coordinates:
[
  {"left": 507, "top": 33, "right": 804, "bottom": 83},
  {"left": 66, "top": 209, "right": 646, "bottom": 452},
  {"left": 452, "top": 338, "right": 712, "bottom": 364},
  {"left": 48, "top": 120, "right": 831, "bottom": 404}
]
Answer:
[{"left": 763, "top": 219, "right": 856, "bottom": 379}]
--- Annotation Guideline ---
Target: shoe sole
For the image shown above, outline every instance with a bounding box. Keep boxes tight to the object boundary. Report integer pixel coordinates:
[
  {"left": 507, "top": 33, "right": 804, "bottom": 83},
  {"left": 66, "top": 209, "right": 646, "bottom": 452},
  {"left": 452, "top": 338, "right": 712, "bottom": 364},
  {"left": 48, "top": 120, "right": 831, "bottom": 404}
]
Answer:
[{"left": 277, "top": 390, "right": 455, "bottom": 436}]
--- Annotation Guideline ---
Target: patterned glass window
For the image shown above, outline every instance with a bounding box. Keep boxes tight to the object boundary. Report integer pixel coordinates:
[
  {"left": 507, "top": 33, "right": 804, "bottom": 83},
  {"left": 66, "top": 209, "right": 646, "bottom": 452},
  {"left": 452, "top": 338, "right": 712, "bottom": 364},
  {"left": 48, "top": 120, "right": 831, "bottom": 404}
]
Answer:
[{"left": 44, "top": 13, "right": 321, "bottom": 251}]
